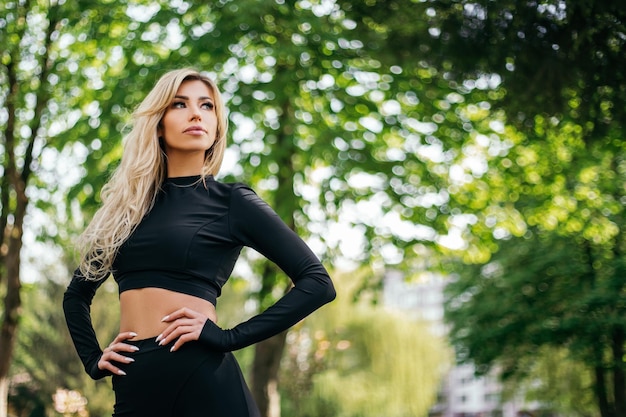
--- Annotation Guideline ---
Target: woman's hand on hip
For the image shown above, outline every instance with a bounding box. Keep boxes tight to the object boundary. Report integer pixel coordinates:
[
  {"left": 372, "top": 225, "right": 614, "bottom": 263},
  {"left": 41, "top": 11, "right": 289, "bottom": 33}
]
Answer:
[
  {"left": 98, "top": 331, "right": 139, "bottom": 376},
  {"left": 157, "top": 307, "right": 216, "bottom": 352}
]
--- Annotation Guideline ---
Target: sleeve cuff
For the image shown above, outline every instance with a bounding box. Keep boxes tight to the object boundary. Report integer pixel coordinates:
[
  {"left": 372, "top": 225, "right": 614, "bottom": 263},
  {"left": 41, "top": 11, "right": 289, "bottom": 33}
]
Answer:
[
  {"left": 199, "top": 320, "right": 228, "bottom": 351},
  {"left": 88, "top": 360, "right": 112, "bottom": 380}
]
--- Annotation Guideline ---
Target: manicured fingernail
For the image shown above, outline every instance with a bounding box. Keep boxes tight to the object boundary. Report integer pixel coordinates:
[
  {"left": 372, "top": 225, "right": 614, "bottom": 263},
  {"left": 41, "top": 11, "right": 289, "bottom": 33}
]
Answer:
[
  {"left": 132, "top": 346, "right": 140, "bottom": 351},
  {"left": 126, "top": 357, "right": 135, "bottom": 363},
  {"left": 161, "top": 315, "right": 169, "bottom": 322},
  {"left": 129, "top": 332, "right": 138, "bottom": 337},
  {"left": 170, "top": 346, "right": 175, "bottom": 352},
  {"left": 118, "top": 370, "right": 126, "bottom": 376},
  {"left": 155, "top": 334, "right": 163, "bottom": 343}
]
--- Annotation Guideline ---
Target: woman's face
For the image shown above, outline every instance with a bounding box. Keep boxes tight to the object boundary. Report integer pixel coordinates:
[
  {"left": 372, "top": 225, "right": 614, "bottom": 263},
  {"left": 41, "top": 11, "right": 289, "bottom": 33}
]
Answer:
[{"left": 160, "top": 79, "right": 218, "bottom": 157}]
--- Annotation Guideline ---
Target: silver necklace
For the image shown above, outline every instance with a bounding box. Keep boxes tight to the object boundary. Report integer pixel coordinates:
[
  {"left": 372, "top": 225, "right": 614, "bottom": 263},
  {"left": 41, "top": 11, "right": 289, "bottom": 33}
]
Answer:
[{"left": 167, "top": 177, "right": 205, "bottom": 188}]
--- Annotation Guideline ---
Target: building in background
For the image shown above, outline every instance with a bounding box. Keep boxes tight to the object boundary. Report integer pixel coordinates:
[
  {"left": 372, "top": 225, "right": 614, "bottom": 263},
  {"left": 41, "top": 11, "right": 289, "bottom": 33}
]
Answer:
[{"left": 383, "top": 270, "right": 546, "bottom": 417}]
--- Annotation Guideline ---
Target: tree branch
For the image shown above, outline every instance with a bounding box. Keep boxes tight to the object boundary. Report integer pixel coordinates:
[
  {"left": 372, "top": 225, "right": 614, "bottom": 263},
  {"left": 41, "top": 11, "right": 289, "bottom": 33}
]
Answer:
[{"left": 22, "top": 6, "right": 59, "bottom": 183}]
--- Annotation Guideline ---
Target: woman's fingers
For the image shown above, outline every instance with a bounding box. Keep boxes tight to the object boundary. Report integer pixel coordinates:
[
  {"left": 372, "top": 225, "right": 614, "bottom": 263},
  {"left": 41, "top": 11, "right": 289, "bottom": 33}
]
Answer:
[
  {"left": 157, "top": 308, "right": 207, "bottom": 351},
  {"left": 170, "top": 331, "right": 198, "bottom": 352},
  {"left": 114, "top": 331, "right": 138, "bottom": 343},
  {"left": 162, "top": 307, "right": 217, "bottom": 325},
  {"left": 161, "top": 307, "right": 200, "bottom": 322},
  {"left": 101, "top": 350, "right": 136, "bottom": 374},
  {"left": 98, "top": 331, "right": 139, "bottom": 376},
  {"left": 157, "top": 319, "right": 205, "bottom": 347}
]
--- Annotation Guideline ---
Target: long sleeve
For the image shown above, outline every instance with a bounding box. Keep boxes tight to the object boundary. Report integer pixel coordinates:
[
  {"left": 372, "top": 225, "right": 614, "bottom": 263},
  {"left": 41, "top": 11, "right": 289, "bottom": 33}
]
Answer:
[
  {"left": 63, "top": 269, "right": 111, "bottom": 380},
  {"left": 199, "top": 184, "right": 336, "bottom": 351}
]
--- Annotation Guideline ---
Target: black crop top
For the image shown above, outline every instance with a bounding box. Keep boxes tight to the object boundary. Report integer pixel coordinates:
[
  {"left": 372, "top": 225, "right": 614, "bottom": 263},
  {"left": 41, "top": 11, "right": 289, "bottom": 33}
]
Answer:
[{"left": 63, "top": 175, "right": 336, "bottom": 379}]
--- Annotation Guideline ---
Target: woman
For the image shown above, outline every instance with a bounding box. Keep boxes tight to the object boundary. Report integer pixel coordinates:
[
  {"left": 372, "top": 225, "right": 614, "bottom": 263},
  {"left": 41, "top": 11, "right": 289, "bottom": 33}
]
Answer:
[{"left": 63, "top": 68, "right": 336, "bottom": 417}]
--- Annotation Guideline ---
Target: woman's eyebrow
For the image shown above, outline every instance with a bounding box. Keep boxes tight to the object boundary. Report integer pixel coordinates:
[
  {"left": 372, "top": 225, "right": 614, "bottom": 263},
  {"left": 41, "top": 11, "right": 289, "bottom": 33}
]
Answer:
[{"left": 174, "top": 95, "right": 213, "bottom": 101}]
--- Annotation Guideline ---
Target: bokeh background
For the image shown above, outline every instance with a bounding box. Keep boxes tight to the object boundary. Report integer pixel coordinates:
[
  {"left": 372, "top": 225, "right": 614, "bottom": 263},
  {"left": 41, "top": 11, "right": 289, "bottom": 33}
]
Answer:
[{"left": 1, "top": 1, "right": 624, "bottom": 416}]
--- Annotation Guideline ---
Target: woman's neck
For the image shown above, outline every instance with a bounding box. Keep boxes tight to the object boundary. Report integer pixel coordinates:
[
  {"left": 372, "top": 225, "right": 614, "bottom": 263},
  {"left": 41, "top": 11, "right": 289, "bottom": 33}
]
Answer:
[{"left": 166, "top": 152, "right": 204, "bottom": 178}]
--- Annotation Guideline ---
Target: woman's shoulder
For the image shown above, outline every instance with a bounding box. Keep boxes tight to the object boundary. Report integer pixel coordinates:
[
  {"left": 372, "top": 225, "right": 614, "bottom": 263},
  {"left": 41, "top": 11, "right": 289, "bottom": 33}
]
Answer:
[
  {"left": 208, "top": 178, "right": 277, "bottom": 220},
  {"left": 208, "top": 177, "right": 256, "bottom": 198}
]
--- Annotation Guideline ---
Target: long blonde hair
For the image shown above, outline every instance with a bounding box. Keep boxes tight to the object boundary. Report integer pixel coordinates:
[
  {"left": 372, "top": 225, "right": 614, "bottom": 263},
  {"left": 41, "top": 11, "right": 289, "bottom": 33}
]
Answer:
[{"left": 78, "top": 68, "right": 228, "bottom": 280}]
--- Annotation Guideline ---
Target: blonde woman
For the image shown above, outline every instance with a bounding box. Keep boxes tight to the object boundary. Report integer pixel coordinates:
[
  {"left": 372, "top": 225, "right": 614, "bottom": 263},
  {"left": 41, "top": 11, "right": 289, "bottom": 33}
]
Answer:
[{"left": 63, "top": 68, "right": 335, "bottom": 417}]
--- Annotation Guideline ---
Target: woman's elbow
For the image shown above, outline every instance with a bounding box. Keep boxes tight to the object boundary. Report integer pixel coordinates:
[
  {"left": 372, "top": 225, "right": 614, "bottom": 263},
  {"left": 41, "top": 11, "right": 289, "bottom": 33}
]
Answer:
[{"left": 322, "top": 275, "right": 336, "bottom": 303}]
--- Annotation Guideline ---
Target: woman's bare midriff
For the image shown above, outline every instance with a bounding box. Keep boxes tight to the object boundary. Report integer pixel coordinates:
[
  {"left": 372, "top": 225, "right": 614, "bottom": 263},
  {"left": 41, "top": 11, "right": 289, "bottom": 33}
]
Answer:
[{"left": 119, "top": 287, "right": 217, "bottom": 339}]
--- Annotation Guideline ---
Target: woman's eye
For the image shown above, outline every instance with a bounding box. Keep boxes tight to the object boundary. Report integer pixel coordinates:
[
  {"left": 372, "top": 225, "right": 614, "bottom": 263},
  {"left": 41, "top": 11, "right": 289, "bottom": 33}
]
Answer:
[
  {"left": 202, "top": 102, "right": 215, "bottom": 110},
  {"left": 172, "top": 101, "right": 186, "bottom": 108}
]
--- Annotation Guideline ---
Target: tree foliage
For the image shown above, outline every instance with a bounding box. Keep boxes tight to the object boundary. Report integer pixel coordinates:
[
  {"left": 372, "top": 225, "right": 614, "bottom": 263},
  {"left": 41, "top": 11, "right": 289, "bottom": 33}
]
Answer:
[
  {"left": 410, "top": 2, "right": 626, "bottom": 415},
  {"left": 499, "top": 346, "right": 596, "bottom": 417},
  {"left": 445, "top": 222, "right": 626, "bottom": 416},
  {"left": 331, "top": 1, "right": 626, "bottom": 415},
  {"left": 6, "top": 0, "right": 626, "bottom": 416},
  {"left": 280, "top": 270, "right": 450, "bottom": 417},
  {"left": 10, "top": 279, "right": 118, "bottom": 417},
  {"left": 340, "top": 0, "right": 626, "bottom": 143}
]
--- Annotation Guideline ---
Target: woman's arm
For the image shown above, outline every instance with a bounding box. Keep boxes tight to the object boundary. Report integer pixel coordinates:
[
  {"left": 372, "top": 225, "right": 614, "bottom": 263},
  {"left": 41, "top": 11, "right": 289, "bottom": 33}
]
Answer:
[
  {"left": 198, "top": 184, "right": 336, "bottom": 351},
  {"left": 63, "top": 270, "right": 112, "bottom": 379}
]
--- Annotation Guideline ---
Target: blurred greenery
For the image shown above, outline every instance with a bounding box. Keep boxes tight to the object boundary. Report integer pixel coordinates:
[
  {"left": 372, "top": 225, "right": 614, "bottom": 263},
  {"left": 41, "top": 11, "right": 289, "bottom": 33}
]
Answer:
[
  {"left": 11, "top": 279, "right": 117, "bottom": 417},
  {"left": 499, "top": 346, "right": 597, "bottom": 417},
  {"left": 2, "top": 0, "right": 626, "bottom": 416},
  {"left": 280, "top": 269, "right": 451, "bottom": 417}
]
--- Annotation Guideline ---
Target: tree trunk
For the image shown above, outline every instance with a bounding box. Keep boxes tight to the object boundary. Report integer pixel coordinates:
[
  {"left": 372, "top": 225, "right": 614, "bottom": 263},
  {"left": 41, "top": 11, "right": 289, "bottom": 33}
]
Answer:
[
  {"left": 251, "top": 332, "right": 288, "bottom": 417},
  {"left": 249, "top": 259, "right": 291, "bottom": 417},
  {"left": 593, "top": 362, "right": 613, "bottom": 417},
  {"left": 0, "top": 181, "right": 26, "bottom": 417},
  {"left": 583, "top": 241, "right": 613, "bottom": 417},
  {"left": 0, "top": 6, "right": 55, "bottom": 414},
  {"left": 612, "top": 326, "right": 626, "bottom": 417},
  {"left": 248, "top": 65, "right": 297, "bottom": 417}
]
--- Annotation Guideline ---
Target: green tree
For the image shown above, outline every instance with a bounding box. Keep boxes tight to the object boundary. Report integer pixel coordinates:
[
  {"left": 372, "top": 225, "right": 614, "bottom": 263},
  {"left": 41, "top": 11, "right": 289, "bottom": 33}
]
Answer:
[
  {"left": 445, "top": 225, "right": 626, "bottom": 417},
  {"left": 336, "top": 1, "right": 626, "bottom": 416},
  {"left": 500, "top": 346, "right": 596, "bottom": 417},
  {"left": 281, "top": 269, "right": 450, "bottom": 417},
  {"left": 0, "top": 1, "right": 74, "bottom": 413},
  {"left": 339, "top": 0, "right": 626, "bottom": 144},
  {"left": 441, "top": 114, "right": 626, "bottom": 415},
  {"left": 11, "top": 278, "right": 119, "bottom": 417}
]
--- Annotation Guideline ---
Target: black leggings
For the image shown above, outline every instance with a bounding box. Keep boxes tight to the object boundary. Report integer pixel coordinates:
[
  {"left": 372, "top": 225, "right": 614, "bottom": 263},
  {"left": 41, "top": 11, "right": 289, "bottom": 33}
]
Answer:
[{"left": 111, "top": 338, "right": 260, "bottom": 417}]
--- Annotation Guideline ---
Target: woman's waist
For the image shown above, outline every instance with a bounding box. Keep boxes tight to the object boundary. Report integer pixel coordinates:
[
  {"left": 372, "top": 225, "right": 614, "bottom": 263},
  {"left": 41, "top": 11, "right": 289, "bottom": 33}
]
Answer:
[{"left": 119, "top": 287, "right": 217, "bottom": 339}]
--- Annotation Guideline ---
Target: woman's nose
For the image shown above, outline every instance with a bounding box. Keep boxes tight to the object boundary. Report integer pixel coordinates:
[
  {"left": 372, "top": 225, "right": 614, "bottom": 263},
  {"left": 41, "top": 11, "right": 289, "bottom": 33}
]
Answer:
[{"left": 189, "top": 105, "right": 201, "bottom": 121}]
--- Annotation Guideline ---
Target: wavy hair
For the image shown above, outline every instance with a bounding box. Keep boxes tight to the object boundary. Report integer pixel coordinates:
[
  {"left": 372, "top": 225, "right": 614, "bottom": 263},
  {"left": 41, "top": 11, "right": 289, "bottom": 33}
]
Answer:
[{"left": 78, "top": 68, "right": 228, "bottom": 280}]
